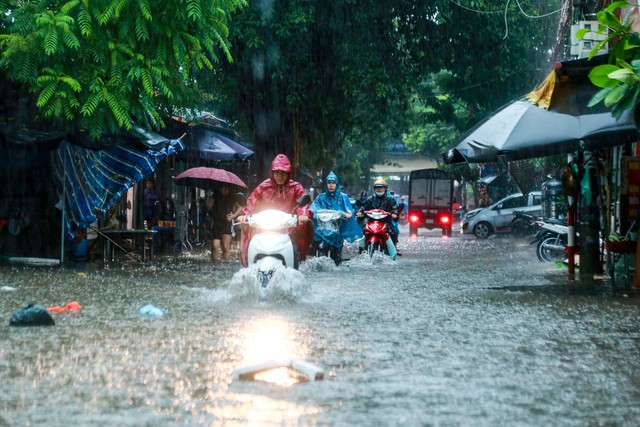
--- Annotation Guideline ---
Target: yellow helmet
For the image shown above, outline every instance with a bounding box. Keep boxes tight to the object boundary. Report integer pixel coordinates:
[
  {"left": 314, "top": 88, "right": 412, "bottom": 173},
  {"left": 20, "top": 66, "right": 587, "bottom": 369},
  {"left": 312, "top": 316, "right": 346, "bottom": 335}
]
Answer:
[{"left": 373, "top": 179, "right": 388, "bottom": 189}]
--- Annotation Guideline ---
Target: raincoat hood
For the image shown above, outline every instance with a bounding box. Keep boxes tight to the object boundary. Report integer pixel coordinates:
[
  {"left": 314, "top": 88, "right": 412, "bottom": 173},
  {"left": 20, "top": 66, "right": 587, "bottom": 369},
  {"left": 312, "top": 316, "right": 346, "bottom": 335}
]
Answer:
[
  {"left": 325, "top": 171, "right": 340, "bottom": 194},
  {"left": 309, "top": 171, "right": 363, "bottom": 247},
  {"left": 269, "top": 154, "right": 292, "bottom": 185},
  {"left": 243, "top": 153, "right": 308, "bottom": 217}
]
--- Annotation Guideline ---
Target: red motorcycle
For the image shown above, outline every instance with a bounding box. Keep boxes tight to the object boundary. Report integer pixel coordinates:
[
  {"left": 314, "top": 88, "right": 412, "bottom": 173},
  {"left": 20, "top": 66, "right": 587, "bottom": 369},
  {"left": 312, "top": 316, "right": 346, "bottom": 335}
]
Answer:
[{"left": 362, "top": 209, "right": 393, "bottom": 257}]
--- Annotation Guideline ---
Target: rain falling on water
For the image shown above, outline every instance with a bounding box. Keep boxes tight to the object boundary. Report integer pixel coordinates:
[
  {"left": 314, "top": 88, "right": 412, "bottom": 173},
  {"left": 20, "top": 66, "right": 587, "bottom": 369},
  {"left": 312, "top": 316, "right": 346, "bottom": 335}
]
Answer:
[{"left": 1, "top": 229, "right": 639, "bottom": 425}]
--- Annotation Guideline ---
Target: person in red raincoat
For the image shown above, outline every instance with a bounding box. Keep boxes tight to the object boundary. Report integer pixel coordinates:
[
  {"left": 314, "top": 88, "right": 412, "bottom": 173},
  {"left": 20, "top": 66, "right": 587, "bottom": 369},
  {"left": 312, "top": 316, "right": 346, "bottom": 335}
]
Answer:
[{"left": 237, "top": 154, "right": 312, "bottom": 267}]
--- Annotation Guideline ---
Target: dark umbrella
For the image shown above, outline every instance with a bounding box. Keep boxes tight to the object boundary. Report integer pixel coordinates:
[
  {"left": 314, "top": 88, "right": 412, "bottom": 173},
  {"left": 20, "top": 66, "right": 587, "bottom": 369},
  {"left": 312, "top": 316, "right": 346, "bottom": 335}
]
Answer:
[
  {"left": 178, "top": 125, "right": 253, "bottom": 162},
  {"left": 174, "top": 166, "right": 247, "bottom": 188},
  {"left": 443, "top": 55, "right": 640, "bottom": 164},
  {"left": 443, "top": 97, "right": 639, "bottom": 164}
]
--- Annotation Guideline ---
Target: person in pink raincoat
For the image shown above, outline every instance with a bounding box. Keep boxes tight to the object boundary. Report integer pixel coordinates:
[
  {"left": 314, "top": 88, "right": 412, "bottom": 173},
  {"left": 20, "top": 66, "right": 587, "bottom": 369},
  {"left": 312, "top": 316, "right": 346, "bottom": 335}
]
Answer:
[{"left": 237, "top": 154, "right": 312, "bottom": 267}]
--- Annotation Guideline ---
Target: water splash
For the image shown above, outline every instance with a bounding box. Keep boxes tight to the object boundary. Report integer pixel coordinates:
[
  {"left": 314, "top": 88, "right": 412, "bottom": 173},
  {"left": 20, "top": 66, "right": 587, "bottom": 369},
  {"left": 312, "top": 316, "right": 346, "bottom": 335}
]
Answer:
[
  {"left": 299, "top": 256, "right": 338, "bottom": 273},
  {"left": 344, "top": 251, "right": 397, "bottom": 269},
  {"left": 227, "top": 264, "right": 310, "bottom": 304}
]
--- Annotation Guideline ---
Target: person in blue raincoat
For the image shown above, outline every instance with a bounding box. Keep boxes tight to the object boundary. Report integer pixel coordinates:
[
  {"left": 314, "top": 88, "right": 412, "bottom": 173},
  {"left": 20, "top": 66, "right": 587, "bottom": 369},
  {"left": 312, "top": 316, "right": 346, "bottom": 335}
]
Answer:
[{"left": 309, "top": 171, "right": 363, "bottom": 265}]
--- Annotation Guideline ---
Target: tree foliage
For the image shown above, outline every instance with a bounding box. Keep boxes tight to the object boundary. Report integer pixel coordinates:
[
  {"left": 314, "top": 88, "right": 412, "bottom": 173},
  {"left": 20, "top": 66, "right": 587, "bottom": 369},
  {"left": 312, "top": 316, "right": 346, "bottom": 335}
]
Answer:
[
  {"left": 402, "top": 1, "right": 562, "bottom": 168},
  {"left": 204, "top": 0, "right": 562, "bottom": 188},
  {"left": 1, "top": 0, "right": 567, "bottom": 190},
  {"left": 585, "top": 1, "right": 640, "bottom": 122},
  {"left": 206, "top": 0, "right": 414, "bottom": 186},
  {"left": 0, "top": 0, "right": 245, "bottom": 139}
]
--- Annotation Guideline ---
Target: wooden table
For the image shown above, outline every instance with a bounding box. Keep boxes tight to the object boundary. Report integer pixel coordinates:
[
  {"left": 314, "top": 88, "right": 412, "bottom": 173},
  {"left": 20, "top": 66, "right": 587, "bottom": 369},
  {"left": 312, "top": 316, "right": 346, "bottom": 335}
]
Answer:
[{"left": 101, "top": 229, "right": 157, "bottom": 262}]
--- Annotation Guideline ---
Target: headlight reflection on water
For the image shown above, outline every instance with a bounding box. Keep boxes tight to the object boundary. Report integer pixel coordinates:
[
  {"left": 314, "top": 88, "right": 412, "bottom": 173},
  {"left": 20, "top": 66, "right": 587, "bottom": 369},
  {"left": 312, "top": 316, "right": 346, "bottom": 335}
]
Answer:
[
  {"left": 208, "top": 315, "right": 324, "bottom": 425},
  {"left": 238, "top": 315, "right": 309, "bottom": 387}
]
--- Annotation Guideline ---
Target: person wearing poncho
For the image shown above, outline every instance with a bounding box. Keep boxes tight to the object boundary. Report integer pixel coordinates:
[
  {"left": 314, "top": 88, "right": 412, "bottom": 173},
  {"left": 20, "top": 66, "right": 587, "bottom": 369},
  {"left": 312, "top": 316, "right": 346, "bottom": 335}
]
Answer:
[
  {"left": 309, "top": 172, "right": 363, "bottom": 263},
  {"left": 237, "top": 154, "right": 311, "bottom": 267}
]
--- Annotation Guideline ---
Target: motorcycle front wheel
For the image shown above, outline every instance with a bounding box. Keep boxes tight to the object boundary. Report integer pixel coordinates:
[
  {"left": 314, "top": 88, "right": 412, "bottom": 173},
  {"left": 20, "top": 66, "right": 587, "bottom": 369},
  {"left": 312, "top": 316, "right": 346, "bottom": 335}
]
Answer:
[
  {"left": 317, "top": 245, "right": 330, "bottom": 259},
  {"left": 311, "top": 241, "right": 330, "bottom": 260},
  {"left": 536, "top": 236, "right": 567, "bottom": 262},
  {"left": 367, "top": 242, "right": 383, "bottom": 258}
]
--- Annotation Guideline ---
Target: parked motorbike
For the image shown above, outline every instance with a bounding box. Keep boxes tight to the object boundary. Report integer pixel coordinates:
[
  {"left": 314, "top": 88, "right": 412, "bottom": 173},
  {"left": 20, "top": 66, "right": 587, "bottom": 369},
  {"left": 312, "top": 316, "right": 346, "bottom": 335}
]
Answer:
[
  {"left": 512, "top": 210, "right": 540, "bottom": 239},
  {"left": 532, "top": 218, "right": 569, "bottom": 262},
  {"left": 310, "top": 209, "right": 346, "bottom": 265},
  {"left": 236, "top": 194, "right": 311, "bottom": 296},
  {"left": 362, "top": 209, "right": 393, "bottom": 257}
]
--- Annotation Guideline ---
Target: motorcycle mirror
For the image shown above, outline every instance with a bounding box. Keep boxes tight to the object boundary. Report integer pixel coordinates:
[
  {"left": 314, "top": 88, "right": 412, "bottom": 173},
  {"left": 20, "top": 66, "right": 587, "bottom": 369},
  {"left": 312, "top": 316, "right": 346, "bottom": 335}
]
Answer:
[
  {"left": 235, "top": 192, "right": 247, "bottom": 207},
  {"left": 296, "top": 194, "right": 312, "bottom": 207}
]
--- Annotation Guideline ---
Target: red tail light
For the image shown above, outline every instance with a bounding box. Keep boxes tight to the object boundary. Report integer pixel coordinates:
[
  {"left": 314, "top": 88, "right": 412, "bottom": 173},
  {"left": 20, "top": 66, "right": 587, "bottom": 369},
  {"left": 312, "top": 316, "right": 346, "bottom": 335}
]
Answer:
[
  {"left": 409, "top": 213, "right": 420, "bottom": 223},
  {"left": 439, "top": 214, "right": 451, "bottom": 225}
]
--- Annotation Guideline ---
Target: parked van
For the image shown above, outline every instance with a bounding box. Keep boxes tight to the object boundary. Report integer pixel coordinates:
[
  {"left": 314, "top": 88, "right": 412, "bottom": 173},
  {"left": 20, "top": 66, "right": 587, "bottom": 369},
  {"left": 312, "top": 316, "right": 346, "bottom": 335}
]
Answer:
[{"left": 408, "top": 169, "right": 454, "bottom": 237}]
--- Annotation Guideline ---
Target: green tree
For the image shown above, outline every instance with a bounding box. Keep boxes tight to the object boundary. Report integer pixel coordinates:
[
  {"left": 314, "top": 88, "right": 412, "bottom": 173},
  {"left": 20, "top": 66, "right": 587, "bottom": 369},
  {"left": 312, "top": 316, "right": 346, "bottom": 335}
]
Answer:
[
  {"left": 209, "top": 0, "right": 414, "bottom": 184},
  {"left": 586, "top": 1, "right": 640, "bottom": 121},
  {"left": 207, "top": 1, "right": 562, "bottom": 186},
  {"left": 0, "top": 0, "right": 245, "bottom": 140},
  {"left": 403, "top": 2, "right": 561, "bottom": 170},
  {"left": 1, "top": 0, "right": 566, "bottom": 188}
]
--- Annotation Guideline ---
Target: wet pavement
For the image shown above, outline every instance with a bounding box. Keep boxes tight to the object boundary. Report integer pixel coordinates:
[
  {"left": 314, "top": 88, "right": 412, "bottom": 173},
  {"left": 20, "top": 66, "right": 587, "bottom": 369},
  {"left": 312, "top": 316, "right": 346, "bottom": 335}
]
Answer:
[{"left": 1, "top": 226, "right": 639, "bottom": 426}]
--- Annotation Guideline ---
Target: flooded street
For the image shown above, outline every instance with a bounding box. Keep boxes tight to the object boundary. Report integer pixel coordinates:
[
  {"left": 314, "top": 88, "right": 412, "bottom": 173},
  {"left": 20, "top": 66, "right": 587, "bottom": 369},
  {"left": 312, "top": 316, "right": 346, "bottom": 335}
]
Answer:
[{"left": 1, "top": 228, "right": 639, "bottom": 426}]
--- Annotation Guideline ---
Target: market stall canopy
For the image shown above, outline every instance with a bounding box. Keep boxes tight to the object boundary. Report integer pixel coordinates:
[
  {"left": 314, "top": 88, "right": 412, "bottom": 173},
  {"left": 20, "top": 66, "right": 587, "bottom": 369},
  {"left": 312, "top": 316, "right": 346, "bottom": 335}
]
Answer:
[
  {"left": 178, "top": 124, "right": 253, "bottom": 162},
  {"left": 2, "top": 123, "right": 174, "bottom": 152},
  {"left": 443, "top": 55, "right": 640, "bottom": 164},
  {"left": 174, "top": 166, "right": 247, "bottom": 188},
  {"left": 53, "top": 137, "right": 185, "bottom": 239}
]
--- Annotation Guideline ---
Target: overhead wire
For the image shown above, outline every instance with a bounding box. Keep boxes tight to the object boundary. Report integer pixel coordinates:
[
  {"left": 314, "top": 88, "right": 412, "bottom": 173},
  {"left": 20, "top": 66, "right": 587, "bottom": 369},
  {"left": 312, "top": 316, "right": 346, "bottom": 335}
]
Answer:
[
  {"left": 514, "top": 0, "right": 569, "bottom": 19},
  {"left": 448, "top": 0, "right": 507, "bottom": 14},
  {"left": 425, "top": 2, "right": 572, "bottom": 95},
  {"left": 448, "top": 0, "right": 568, "bottom": 17},
  {"left": 447, "top": 0, "right": 571, "bottom": 39}
]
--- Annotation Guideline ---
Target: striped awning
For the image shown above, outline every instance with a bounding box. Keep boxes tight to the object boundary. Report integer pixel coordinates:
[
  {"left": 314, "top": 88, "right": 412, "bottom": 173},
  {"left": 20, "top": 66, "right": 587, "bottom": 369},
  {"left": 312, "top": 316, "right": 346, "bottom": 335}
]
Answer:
[{"left": 53, "top": 137, "right": 184, "bottom": 239}]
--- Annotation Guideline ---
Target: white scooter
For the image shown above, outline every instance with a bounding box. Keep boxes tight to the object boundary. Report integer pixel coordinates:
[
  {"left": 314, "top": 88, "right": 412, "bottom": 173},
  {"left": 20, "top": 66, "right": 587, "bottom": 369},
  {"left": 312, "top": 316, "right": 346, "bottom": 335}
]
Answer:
[
  {"left": 236, "top": 194, "right": 311, "bottom": 294},
  {"left": 532, "top": 218, "right": 568, "bottom": 262}
]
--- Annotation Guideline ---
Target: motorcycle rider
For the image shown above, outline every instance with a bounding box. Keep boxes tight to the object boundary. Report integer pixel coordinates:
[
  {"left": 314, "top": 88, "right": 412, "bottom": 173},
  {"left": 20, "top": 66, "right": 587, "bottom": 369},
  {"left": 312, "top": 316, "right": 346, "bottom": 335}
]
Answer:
[
  {"left": 387, "top": 190, "right": 402, "bottom": 249},
  {"left": 308, "top": 171, "right": 363, "bottom": 265},
  {"left": 356, "top": 179, "right": 399, "bottom": 259},
  {"left": 236, "top": 154, "right": 311, "bottom": 267}
]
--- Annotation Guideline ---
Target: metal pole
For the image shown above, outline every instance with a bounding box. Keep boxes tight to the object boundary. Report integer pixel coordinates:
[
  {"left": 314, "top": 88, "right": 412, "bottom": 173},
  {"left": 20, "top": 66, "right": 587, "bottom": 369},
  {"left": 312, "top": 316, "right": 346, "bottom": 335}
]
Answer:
[
  {"left": 567, "top": 153, "right": 575, "bottom": 279},
  {"left": 580, "top": 150, "right": 601, "bottom": 277},
  {"left": 59, "top": 147, "right": 66, "bottom": 266}
]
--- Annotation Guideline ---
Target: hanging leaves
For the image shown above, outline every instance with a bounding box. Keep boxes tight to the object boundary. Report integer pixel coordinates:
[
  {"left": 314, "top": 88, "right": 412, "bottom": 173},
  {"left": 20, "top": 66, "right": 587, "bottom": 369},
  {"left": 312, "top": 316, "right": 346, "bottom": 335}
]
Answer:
[
  {"left": 0, "top": 0, "right": 247, "bottom": 140},
  {"left": 585, "top": 2, "right": 640, "bottom": 120}
]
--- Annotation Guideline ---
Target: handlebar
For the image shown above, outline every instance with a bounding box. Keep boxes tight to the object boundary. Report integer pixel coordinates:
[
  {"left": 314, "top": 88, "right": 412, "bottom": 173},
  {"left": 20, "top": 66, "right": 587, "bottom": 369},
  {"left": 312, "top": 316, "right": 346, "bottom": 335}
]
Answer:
[{"left": 364, "top": 209, "right": 391, "bottom": 216}]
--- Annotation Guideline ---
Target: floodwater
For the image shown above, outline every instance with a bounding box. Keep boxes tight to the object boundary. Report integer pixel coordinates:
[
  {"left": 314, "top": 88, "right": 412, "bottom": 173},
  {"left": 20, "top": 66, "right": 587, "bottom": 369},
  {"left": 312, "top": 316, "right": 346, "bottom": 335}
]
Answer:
[{"left": 1, "top": 228, "right": 639, "bottom": 426}]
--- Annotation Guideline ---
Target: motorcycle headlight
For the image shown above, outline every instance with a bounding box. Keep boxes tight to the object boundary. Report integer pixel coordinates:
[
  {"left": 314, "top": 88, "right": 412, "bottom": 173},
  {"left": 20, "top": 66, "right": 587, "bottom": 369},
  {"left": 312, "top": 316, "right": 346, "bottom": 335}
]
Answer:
[{"left": 249, "top": 210, "right": 297, "bottom": 229}]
